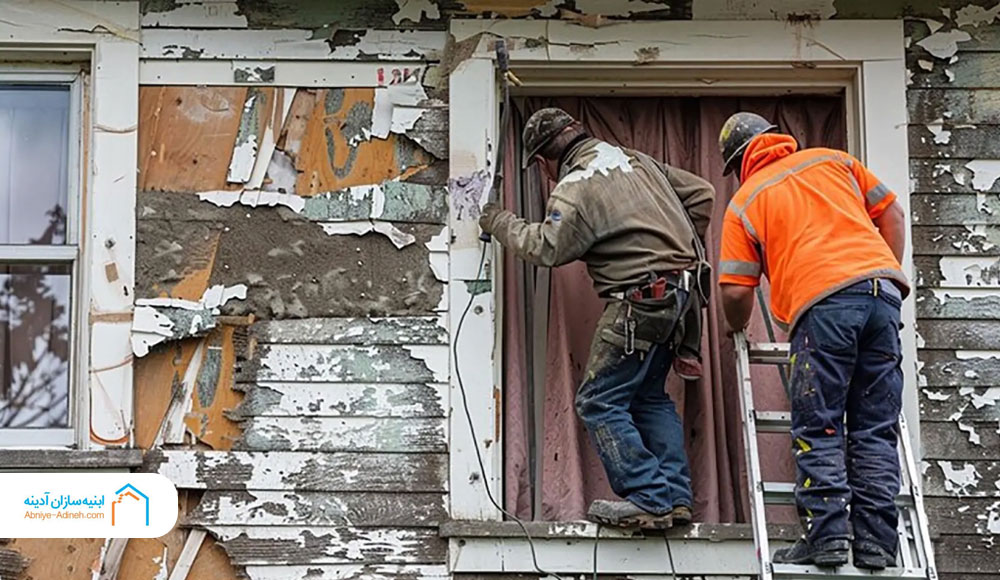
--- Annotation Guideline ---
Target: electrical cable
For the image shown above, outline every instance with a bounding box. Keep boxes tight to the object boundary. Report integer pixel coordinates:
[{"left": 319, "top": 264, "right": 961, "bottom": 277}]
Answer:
[
  {"left": 453, "top": 243, "right": 566, "bottom": 580},
  {"left": 592, "top": 524, "right": 601, "bottom": 580}
]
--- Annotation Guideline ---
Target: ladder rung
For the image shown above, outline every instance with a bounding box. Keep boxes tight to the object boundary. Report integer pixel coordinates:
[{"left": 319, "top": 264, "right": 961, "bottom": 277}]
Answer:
[
  {"left": 749, "top": 342, "right": 791, "bottom": 364},
  {"left": 755, "top": 411, "right": 791, "bottom": 432},
  {"left": 773, "top": 563, "right": 928, "bottom": 578},
  {"left": 763, "top": 482, "right": 915, "bottom": 507}
]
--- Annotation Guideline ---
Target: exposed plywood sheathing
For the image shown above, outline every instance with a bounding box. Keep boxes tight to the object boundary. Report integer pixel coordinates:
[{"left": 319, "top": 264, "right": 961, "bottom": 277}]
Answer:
[
  {"left": 184, "top": 326, "right": 245, "bottom": 450},
  {"left": 139, "top": 86, "right": 248, "bottom": 192},
  {"left": 133, "top": 339, "right": 204, "bottom": 449},
  {"left": 295, "top": 88, "right": 433, "bottom": 194}
]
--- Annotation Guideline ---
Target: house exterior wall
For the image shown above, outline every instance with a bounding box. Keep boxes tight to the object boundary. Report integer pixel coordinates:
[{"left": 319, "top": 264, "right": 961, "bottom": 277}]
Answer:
[{"left": 0, "top": 1, "right": 998, "bottom": 579}]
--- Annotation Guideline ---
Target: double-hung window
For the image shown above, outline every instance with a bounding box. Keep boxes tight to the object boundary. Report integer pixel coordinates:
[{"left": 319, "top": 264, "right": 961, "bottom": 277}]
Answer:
[{"left": 0, "top": 69, "right": 82, "bottom": 446}]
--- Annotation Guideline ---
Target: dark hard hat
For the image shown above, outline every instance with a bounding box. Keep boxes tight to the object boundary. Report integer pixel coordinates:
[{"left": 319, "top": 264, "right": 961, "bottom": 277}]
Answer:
[
  {"left": 719, "top": 112, "right": 777, "bottom": 177},
  {"left": 522, "top": 107, "right": 576, "bottom": 169}
]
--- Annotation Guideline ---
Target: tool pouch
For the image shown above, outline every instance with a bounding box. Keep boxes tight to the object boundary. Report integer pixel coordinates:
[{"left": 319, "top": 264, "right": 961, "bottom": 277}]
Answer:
[{"left": 600, "top": 288, "right": 686, "bottom": 354}]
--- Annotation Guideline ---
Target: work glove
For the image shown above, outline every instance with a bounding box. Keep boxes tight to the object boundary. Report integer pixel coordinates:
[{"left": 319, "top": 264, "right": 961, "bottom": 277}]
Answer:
[{"left": 479, "top": 202, "right": 502, "bottom": 235}]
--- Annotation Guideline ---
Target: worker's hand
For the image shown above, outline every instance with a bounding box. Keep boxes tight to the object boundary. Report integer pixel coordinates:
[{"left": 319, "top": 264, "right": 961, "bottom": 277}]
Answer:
[{"left": 479, "top": 202, "right": 502, "bottom": 235}]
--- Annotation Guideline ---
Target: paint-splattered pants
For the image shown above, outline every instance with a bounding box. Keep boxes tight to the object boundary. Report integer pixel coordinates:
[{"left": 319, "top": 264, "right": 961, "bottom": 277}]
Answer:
[
  {"left": 575, "top": 289, "right": 692, "bottom": 516},
  {"left": 789, "top": 278, "right": 903, "bottom": 556}
]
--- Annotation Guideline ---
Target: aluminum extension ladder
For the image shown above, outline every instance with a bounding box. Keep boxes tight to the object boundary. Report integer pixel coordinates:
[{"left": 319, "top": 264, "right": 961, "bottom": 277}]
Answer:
[{"left": 734, "top": 333, "right": 938, "bottom": 580}]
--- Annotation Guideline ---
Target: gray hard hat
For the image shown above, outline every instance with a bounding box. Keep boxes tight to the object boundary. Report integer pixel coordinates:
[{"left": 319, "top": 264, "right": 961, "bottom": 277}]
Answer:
[
  {"left": 719, "top": 112, "right": 778, "bottom": 178},
  {"left": 522, "top": 108, "right": 575, "bottom": 169}
]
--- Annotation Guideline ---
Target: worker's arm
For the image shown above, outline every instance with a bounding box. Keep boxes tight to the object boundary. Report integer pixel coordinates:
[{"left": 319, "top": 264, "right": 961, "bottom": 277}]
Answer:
[
  {"left": 480, "top": 192, "right": 595, "bottom": 268},
  {"left": 721, "top": 284, "right": 755, "bottom": 333},
  {"left": 718, "top": 208, "right": 762, "bottom": 333},
  {"left": 845, "top": 154, "right": 907, "bottom": 264},
  {"left": 662, "top": 163, "right": 715, "bottom": 239},
  {"left": 873, "top": 200, "right": 906, "bottom": 264}
]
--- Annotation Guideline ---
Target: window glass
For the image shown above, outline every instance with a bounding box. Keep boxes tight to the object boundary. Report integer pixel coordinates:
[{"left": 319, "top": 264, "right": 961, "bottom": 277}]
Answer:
[
  {"left": 0, "top": 86, "right": 70, "bottom": 245},
  {"left": 0, "top": 264, "right": 71, "bottom": 428}
]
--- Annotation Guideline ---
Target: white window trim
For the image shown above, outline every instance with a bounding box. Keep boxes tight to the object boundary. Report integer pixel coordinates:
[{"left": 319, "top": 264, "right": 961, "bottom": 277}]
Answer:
[
  {"left": 0, "top": 4, "right": 139, "bottom": 449},
  {"left": 448, "top": 18, "right": 915, "bottom": 571}
]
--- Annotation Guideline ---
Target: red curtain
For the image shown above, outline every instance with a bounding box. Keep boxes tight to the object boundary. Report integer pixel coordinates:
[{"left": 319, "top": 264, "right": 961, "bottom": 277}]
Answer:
[{"left": 502, "top": 95, "right": 847, "bottom": 523}]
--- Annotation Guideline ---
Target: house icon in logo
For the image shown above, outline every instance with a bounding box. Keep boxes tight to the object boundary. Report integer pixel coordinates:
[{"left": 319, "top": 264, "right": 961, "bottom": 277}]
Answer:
[{"left": 112, "top": 484, "right": 149, "bottom": 527}]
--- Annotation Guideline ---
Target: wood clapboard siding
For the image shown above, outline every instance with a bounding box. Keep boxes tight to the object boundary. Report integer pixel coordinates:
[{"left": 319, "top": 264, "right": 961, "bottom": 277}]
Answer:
[
  {"left": 146, "top": 450, "right": 448, "bottom": 492},
  {"left": 155, "top": 316, "right": 451, "bottom": 572},
  {"left": 207, "top": 526, "right": 447, "bottom": 566},
  {"left": 909, "top": 18, "right": 1000, "bottom": 575}
]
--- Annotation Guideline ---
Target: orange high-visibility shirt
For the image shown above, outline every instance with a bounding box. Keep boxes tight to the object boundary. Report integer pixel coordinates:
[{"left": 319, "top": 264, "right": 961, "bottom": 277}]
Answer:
[{"left": 719, "top": 133, "right": 909, "bottom": 332}]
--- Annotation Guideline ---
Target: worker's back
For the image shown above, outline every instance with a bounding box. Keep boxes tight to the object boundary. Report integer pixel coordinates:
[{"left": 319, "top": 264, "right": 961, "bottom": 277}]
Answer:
[
  {"left": 554, "top": 138, "right": 710, "bottom": 295},
  {"left": 719, "top": 133, "right": 909, "bottom": 331}
]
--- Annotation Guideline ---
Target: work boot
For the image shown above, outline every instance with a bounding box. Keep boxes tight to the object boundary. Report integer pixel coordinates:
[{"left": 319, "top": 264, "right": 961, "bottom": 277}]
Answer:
[
  {"left": 670, "top": 505, "right": 693, "bottom": 526},
  {"left": 854, "top": 543, "right": 896, "bottom": 570},
  {"left": 586, "top": 500, "right": 672, "bottom": 529},
  {"left": 773, "top": 538, "right": 849, "bottom": 567}
]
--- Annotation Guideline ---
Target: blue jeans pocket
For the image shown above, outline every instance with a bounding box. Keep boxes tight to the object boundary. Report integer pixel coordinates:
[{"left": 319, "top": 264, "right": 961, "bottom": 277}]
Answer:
[{"left": 807, "top": 303, "right": 867, "bottom": 354}]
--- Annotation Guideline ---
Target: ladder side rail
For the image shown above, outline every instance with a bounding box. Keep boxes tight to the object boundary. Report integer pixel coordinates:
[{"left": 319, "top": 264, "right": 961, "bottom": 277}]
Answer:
[
  {"left": 897, "top": 413, "right": 938, "bottom": 578},
  {"left": 735, "top": 332, "right": 774, "bottom": 580}
]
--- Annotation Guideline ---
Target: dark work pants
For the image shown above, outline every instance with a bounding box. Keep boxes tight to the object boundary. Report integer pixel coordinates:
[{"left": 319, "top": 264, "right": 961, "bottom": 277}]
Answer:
[
  {"left": 574, "top": 290, "right": 693, "bottom": 515},
  {"left": 787, "top": 279, "right": 904, "bottom": 556}
]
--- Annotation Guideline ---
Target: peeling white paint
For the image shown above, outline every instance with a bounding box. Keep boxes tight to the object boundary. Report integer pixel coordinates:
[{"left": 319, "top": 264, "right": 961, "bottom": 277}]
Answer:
[
  {"left": 561, "top": 142, "right": 634, "bottom": 184},
  {"left": 248, "top": 88, "right": 296, "bottom": 190},
  {"left": 392, "top": 0, "right": 440, "bottom": 25},
  {"left": 141, "top": 2, "right": 247, "bottom": 28},
  {"left": 320, "top": 221, "right": 417, "bottom": 249},
  {"left": 692, "top": 0, "right": 835, "bottom": 19},
  {"left": 926, "top": 119, "right": 951, "bottom": 144},
  {"left": 228, "top": 94, "right": 259, "bottom": 183},
  {"left": 136, "top": 284, "right": 248, "bottom": 312},
  {"left": 924, "top": 390, "right": 952, "bottom": 401},
  {"left": 938, "top": 460, "right": 981, "bottom": 495},
  {"left": 576, "top": 0, "right": 679, "bottom": 16},
  {"left": 958, "top": 422, "right": 982, "bottom": 445},
  {"left": 917, "top": 30, "right": 972, "bottom": 59},
  {"left": 966, "top": 160, "right": 1000, "bottom": 192},
  {"left": 152, "top": 547, "right": 168, "bottom": 580},
  {"left": 957, "top": 350, "right": 1000, "bottom": 360},
  {"left": 917, "top": 59, "right": 934, "bottom": 72},
  {"left": 971, "top": 387, "right": 1000, "bottom": 409},
  {"left": 157, "top": 340, "right": 206, "bottom": 445},
  {"left": 428, "top": 252, "right": 449, "bottom": 283},
  {"left": 372, "top": 78, "right": 428, "bottom": 140},
  {"left": 403, "top": 345, "right": 449, "bottom": 383},
  {"left": 920, "top": 18, "right": 945, "bottom": 34},
  {"left": 945, "top": 69, "right": 955, "bottom": 83},
  {"left": 956, "top": 4, "right": 1000, "bottom": 27},
  {"left": 424, "top": 228, "right": 449, "bottom": 253},
  {"left": 938, "top": 256, "right": 1000, "bottom": 288},
  {"left": 263, "top": 150, "right": 297, "bottom": 194},
  {"left": 198, "top": 189, "right": 307, "bottom": 213},
  {"left": 131, "top": 307, "right": 175, "bottom": 358}
]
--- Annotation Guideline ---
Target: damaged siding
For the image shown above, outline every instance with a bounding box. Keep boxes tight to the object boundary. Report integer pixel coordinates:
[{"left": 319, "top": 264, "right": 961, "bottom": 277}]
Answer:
[
  {"left": 907, "top": 10, "right": 1000, "bottom": 577},
  {"left": 126, "top": 3, "right": 450, "bottom": 576}
]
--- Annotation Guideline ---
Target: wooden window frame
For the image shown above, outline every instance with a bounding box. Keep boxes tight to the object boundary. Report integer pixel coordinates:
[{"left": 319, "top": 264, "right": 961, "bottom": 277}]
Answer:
[
  {"left": 0, "top": 67, "right": 83, "bottom": 447},
  {"left": 447, "top": 18, "right": 916, "bottom": 574},
  {"left": 0, "top": 4, "right": 140, "bottom": 449}
]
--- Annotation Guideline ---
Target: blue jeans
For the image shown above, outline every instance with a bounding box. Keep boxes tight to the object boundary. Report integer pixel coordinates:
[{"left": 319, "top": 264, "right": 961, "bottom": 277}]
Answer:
[
  {"left": 788, "top": 279, "right": 903, "bottom": 555},
  {"left": 575, "top": 292, "right": 692, "bottom": 515}
]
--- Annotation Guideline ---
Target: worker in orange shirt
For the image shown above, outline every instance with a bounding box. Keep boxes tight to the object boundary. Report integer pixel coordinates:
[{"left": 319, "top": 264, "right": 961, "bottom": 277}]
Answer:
[{"left": 716, "top": 113, "right": 909, "bottom": 570}]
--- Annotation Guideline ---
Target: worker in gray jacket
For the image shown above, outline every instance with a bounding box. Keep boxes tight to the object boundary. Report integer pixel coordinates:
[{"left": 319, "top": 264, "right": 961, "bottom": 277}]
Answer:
[{"left": 479, "top": 108, "right": 715, "bottom": 528}]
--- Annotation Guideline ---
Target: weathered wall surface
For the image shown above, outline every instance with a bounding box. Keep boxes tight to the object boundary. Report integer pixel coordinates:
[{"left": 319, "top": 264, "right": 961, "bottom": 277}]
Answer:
[
  {"left": 4, "top": 0, "right": 999, "bottom": 579},
  {"left": 120, "top": 4, "right": 452, "bottom": 579}
]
